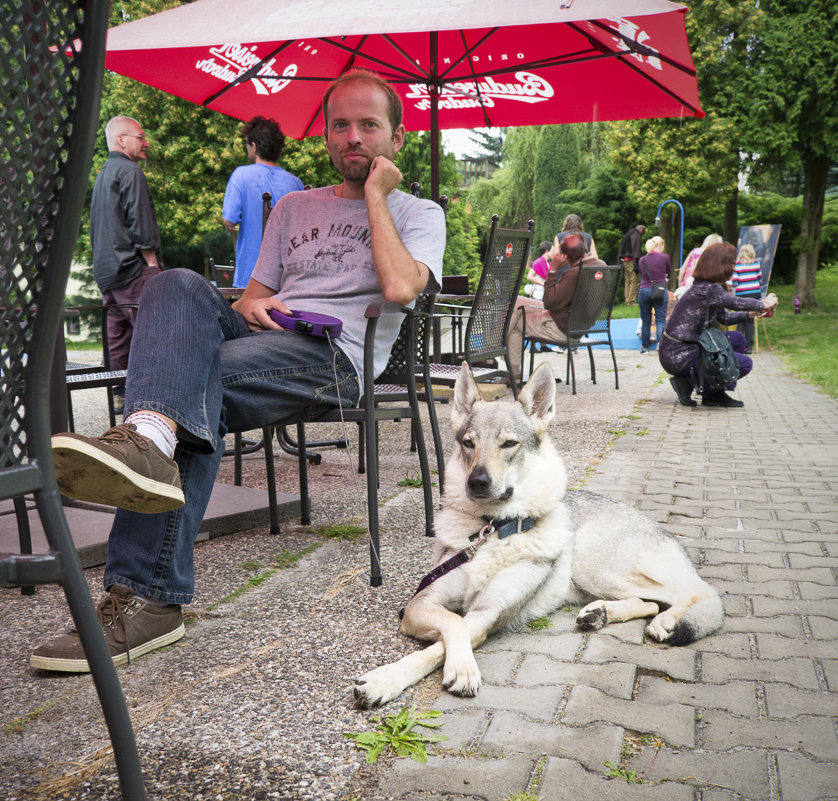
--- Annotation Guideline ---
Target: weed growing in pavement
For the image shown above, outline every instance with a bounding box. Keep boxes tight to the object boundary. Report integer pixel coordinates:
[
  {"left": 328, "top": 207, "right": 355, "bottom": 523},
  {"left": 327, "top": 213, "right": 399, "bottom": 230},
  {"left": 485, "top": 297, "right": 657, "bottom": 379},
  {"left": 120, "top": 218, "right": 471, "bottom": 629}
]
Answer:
[
  {"left": 315, "top": 523, "right": 367, "bottom": 541},
  {"left": 503, "top": 793, "right": 540, "bottom": 801},
  {"left": 273, "top": 543, "right": 320, "bottom": 569},
  {"left": 635, "top": 428, "right": 650, "bottom": 436},
  {"left": 527, "top": 616, "right": 552, "bottom": 631},
  {"left": 3, "top": 699, "right": 60, "bottom": 734},
  {"left": 603, "top": 761, "right": 648, "bottom": 784},
  {"left": 398, "top": 470, "right": 424, "bottom": 488},
  {"left": 344, "top": 707, "right": 447, "bottom": 764}
]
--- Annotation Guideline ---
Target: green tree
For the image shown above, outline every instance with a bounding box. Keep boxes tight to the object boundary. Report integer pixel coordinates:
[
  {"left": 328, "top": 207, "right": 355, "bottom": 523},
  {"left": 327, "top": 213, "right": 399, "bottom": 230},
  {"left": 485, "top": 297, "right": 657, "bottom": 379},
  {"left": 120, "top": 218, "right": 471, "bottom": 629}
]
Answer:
[
  {"left": 395, "top": 131, "right": 460, "bottom": 199},
  {"left": 533, "top": 125, "right": 582, "bottom": 245},
  {"left": 727, "top": 0, "right": 838, "bottom": 306}
]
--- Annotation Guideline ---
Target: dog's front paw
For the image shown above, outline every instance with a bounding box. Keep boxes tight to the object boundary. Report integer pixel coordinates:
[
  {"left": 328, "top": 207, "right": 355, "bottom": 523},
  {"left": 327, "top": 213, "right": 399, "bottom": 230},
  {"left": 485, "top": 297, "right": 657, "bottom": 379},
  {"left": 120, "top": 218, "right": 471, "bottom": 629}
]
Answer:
[
  {"left": 576, "top": 601, "right": 608, "bottom": 631},
  {"left": 645, "top": 609, "right": 678, "bottom": 643},
  {"left": 442, "top": 655, "right": 481, "bottom": 697},
  {"left": 353, "top": 665, "right": 408, "bottom": 709}
]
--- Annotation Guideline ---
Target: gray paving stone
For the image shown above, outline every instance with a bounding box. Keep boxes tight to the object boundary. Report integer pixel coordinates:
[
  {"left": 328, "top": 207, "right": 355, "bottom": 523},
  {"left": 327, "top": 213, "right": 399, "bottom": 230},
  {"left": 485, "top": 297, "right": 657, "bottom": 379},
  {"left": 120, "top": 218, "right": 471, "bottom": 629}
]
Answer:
[
  {"left": 751, "top": 596, "right": 838, "bottom": 619},
  {"left": 432, "top": 709, "right": 486, "bottom": 751},
  {"left": 821, "top": 659, "right": 838, "bottom": 692},
  {"left": 776, "top": 751, "right": 838, "bottom": 801},
  {"left": 763, "top": 683, "right": 838, "bottom": 718},
  {"left": 756, "top": 632, "right": 838, "bottom": 660},
  {"left": 797, "top": 581, "right": 838, "bottom": 601},
  {"left": 433, "top": 683, "right": 564, "bottom": 722},
  {"left": 742, "top": 539, "right": 826, "bottom": 556},
  {"left": 701, "top": 653, "right": 821, "bottom": 689},
  {"left": 473, "top": 650, "right": 518, "bottom": 685},
  {"left": 748, "top": 564, "right": 836, "bottom": 584},
  {"left": 581, "top": 637, "right": 697, "bottom": 681},
  {"left": 700, "top": 710, "right": 838, "bottom": 760},
  {"left": 515, "top": 654, "right": 636, "bottom": 699},
  {"left": 637, "top": 676, "right": 759, "bottom": 717},
  {"left": 477, "top": 631, "right": 583, "bottom": 660},
  {"left": 808, "top": 615, "right": 838, "bottom": 640},
  {"left": 722, "top": 614, "right": 804, "bottom": 637},
  {"left": 710, "top": 579, "right": 796, "bottom": 598},
  {"left": 539, "top": 756, "right": 694, "bottom": 801},
  {"left": 562, "top": 685, "right": 696, "bottom": 747},
  {"left": 701, "top": 549, "right": 787, "bottom": 567},
  {"left": 480, "top": 712, "right": 624, "bottom": 770},
  {"left": 685, "top": 632, "right": 752, "bottom": 658},
  {"left": 377, "top": 754, "right": 535, "bottom": 801},
  {"left": 625, "top": 743, "right": 770, "bottom": 799}
]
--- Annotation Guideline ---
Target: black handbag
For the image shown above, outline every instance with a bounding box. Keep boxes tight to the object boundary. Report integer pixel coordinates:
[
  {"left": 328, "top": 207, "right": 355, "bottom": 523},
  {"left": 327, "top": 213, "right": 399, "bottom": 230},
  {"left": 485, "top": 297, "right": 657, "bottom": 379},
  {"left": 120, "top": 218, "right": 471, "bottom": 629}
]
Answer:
[
  {"left": 640, "top": 257, "right": 667, "bottom": 303},
  {"left": 695, "top": 301, "right": 740, "bottom": 392}
]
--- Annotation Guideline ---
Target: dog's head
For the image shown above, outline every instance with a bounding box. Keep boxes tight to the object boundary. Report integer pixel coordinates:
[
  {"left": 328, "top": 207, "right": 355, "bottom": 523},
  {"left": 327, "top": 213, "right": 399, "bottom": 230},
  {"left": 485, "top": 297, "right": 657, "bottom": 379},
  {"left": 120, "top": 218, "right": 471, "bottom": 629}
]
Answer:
[{"left": 449, "top": 363, "right": 564, "bottom": 507}]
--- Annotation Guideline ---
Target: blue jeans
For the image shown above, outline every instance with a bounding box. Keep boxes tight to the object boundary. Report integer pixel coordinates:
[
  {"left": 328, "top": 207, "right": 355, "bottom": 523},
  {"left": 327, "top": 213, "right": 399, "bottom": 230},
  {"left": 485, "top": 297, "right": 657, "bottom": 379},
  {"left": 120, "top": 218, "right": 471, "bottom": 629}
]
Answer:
[
  {"left": 638, "top": 287, "right": 668, "bottom": 349},
  {"left": 104, "top": 269, "right": 360, "bottom": 604}
]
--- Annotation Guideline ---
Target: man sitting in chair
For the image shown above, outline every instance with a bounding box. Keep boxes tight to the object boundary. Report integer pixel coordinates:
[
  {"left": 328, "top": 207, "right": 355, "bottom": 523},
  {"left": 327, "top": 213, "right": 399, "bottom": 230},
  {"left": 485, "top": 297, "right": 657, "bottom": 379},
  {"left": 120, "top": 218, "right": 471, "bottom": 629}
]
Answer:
[
  {"left": 507, "top": 233, "right": 605, "bottom": 385},
  {"left": 33, "top": 69, "right": 445, "bottom": 673}
]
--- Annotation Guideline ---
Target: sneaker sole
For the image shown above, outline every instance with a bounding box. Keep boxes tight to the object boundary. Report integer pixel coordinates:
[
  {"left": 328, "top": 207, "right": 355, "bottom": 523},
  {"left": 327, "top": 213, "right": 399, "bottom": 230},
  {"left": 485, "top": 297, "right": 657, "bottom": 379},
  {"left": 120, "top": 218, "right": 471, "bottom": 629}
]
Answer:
[
  {"left": 52, "top": 436, "right": 185, "bottom": 514},
  {"left": 30, "top": 622, "right": 186, "bottom": 673}
]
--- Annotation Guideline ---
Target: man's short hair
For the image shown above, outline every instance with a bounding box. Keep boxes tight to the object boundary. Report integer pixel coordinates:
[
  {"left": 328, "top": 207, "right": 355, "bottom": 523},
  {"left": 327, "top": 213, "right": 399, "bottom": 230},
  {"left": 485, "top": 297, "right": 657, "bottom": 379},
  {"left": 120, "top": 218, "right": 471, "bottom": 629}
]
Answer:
[
  {"left": 242, "top": 116, "right": 285, "bottom": 162},
  {"left": 321, "top": 68, "right": 403, "bottom": 135},
  {"left": 105, "top": 116, "right": 141, "bottom": 151},
  {"left": 559, "top": 232, "right": 587, "bottom": 264}
]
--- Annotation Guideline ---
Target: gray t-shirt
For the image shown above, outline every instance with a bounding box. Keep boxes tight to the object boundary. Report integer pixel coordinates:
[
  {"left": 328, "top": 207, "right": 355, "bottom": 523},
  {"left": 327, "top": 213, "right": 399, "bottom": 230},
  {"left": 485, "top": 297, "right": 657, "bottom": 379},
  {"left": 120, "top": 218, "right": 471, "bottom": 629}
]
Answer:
[{"left": 251, "top": 186, "right": 445, "bottom": 384}]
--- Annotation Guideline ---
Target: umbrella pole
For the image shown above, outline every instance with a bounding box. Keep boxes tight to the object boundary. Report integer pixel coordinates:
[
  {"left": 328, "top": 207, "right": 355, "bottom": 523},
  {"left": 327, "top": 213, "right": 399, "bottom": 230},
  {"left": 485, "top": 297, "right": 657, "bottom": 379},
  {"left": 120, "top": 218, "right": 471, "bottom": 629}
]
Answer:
[{"left": 430, "top": 31, "right": 439, "bottom": 202}]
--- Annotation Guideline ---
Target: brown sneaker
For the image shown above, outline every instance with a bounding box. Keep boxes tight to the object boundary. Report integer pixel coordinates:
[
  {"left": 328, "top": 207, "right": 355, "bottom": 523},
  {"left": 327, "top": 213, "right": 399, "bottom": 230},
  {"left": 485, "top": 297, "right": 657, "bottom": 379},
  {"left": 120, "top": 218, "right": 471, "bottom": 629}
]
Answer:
[
  {"left": 31, "top": 586, "right": 185, "bottom": 672},
  {"left": 52, "top": 424, "right": 184, "bottom": 513}
]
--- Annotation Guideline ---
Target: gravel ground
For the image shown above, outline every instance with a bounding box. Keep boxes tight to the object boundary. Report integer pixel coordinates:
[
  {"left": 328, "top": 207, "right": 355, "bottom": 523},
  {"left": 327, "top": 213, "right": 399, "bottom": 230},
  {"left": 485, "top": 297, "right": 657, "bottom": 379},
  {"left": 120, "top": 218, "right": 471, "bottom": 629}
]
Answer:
[{"left": 0, "top": 347, "right": 663, "bottom": 800}]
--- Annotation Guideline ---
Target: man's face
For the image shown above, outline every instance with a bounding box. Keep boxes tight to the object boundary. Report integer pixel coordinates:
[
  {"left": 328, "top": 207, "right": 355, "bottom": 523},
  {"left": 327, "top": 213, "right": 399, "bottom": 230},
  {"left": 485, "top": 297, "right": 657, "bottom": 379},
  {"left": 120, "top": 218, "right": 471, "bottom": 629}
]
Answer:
[
  {"left": 116, "top": 123, "right": 149, "bottom": 163},
  {"left": 324, "top": 81, "right": 404, "bottom": 182}
]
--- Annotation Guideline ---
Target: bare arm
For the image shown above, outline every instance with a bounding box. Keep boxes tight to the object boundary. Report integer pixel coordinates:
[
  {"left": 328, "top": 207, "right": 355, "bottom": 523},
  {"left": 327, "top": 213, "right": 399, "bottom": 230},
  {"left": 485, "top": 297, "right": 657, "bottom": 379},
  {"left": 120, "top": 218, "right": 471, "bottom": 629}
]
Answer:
[{"left": 365, "top": 156, "right": 430, "bottom": 305}]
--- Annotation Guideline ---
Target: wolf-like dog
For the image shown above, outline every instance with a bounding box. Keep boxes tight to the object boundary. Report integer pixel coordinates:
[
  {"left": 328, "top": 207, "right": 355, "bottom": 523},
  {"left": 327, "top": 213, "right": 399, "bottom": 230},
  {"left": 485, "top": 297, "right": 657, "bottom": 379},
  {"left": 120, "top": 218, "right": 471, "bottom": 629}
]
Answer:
[{"left": 353, "top": 363, "right": 723, "bottom": 708}]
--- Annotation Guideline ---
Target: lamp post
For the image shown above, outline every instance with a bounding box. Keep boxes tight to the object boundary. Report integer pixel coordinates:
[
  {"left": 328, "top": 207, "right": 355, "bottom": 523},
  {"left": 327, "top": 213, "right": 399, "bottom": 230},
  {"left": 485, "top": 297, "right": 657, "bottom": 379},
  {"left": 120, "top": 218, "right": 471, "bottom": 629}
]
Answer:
[{"left": 655, "top": 199, "right": 684, "bottom": 280}]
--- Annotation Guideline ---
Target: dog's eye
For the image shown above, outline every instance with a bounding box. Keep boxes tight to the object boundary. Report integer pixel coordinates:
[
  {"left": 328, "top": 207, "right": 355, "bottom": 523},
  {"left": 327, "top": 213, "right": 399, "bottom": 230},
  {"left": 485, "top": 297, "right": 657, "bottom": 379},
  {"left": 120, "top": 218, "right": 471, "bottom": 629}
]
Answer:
[
  {"left": 461, "top": 437, "right": 474, "bottom": 449},
  {"left": 501, "top": 440, "right": 519, "bottom": 449}
]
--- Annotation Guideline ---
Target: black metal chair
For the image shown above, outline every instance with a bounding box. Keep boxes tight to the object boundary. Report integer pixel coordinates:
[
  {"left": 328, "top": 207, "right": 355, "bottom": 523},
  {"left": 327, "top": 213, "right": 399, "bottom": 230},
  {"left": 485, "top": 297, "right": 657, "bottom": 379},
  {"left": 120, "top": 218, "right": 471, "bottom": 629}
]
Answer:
[
  {"left": 522, "top": 263, "right": 622, "bottom": 394},
  {"left": 64, "top": 303, "right": 134, "bottom": 431},
  {"left": 429, "top": 215, "right": 534, "bottom": 398},
  {"left": 0, "top": 2, "right": 146, "bottom": 799},
  {"left": 255, "top": 299, "right": 438, "bottom": 587}
]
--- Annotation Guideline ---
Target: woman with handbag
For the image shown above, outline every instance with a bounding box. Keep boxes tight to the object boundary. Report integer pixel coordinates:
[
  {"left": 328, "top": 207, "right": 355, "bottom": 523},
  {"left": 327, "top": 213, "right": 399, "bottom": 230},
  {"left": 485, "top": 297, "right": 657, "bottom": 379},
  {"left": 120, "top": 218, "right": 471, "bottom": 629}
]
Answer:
[
  {"left": 659, "top": 242, "right": 778, "bottom": 408},
  {"left": 637, "top": 235, "right": 671, "bottom": 353}
]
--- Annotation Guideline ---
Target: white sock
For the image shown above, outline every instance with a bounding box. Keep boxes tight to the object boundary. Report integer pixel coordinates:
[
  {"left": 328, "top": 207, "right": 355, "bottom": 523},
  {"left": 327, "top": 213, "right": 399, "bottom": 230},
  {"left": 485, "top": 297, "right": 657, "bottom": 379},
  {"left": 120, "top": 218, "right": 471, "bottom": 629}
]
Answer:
[{"left": 124, "top": 412, "right": 178, "bottom": 459}]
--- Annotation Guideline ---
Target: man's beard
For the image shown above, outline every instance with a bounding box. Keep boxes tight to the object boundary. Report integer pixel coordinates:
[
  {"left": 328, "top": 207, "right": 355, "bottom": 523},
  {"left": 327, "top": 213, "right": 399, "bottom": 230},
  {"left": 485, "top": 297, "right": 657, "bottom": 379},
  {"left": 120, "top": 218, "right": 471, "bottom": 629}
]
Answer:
[{"left": 339, "top": 160, "right": 371, "bottom": 182}]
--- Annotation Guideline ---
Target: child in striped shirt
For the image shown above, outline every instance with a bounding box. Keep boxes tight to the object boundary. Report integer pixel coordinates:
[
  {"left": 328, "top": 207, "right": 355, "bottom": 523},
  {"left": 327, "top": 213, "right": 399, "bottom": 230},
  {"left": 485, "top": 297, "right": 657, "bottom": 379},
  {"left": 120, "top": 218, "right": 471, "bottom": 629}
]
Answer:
[{"left": 731, "top": 244, "right": 763, "bottom": 352}]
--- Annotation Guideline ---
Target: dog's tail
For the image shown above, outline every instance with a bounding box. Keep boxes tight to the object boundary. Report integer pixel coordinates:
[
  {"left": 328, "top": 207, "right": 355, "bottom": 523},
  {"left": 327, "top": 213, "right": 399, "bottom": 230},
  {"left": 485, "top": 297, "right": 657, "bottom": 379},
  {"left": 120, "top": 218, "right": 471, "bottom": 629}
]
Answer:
[{"left": 667, "top": 584, "right": 724, "bottom": 646}]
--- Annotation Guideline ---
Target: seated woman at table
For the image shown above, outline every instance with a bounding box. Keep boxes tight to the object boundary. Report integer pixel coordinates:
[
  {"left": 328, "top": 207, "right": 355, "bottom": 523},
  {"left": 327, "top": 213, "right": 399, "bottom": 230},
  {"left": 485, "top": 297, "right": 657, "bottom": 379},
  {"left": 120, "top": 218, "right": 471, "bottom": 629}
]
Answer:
[
  {"left": 523, "top": 241, "right": 554, "bottom": 301},
  {"left": 659, "top": 242, "right": 777, "bottom": 409}
]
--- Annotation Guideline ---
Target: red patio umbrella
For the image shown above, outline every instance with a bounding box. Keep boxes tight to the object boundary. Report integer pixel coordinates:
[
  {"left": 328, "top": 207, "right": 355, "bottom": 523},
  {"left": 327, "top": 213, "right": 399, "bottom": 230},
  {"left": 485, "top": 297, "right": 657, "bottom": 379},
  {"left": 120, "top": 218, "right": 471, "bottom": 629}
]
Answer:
[{"left": 104, "top": 0, "right": 703, "bottom": 198}]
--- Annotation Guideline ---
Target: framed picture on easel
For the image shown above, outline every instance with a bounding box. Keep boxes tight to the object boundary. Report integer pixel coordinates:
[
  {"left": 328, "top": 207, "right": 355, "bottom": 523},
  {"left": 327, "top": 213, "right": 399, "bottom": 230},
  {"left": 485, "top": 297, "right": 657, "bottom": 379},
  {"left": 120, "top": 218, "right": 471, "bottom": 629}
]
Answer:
[
  {"left": 736, "top": 224, "right": 781, "bottom": 351},
  {"left": 736, "top": 224, "right": 782, "bottom": 297}
]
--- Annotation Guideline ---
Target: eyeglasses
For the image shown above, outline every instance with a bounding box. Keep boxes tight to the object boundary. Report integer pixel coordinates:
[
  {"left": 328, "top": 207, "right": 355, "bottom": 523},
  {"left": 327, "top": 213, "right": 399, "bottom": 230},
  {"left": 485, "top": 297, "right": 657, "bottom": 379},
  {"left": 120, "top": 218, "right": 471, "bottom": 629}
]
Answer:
[{"left": 120, "top": 133, "right": 147, "bottom": 141}]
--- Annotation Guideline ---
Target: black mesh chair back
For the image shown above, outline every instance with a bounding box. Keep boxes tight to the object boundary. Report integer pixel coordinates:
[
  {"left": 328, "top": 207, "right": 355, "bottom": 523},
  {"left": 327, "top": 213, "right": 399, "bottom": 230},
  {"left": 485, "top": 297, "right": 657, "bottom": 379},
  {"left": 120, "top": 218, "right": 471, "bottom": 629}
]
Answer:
[
  {"left": 464, "top": 215, "right": 534, "bottom": 368},
  {"left": 0, "top": 3, "right": 146, "bottom": 797},
  {"left": 523, "top": 263, "right": 621, "bottom": 394},
  {"left": 429, "top": 215, "right": 533, "bottom": 397}
]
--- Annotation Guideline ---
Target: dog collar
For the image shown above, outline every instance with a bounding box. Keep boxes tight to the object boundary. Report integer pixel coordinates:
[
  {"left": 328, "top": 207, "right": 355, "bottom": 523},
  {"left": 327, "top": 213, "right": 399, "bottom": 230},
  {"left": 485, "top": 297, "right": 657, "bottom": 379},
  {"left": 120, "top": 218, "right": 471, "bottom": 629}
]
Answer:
[
  {"left": 475, "top": 515, "right": 537, "bottom": 540},
  {"left": 404, "top": 516, "right": 539, "bottom": 608}
]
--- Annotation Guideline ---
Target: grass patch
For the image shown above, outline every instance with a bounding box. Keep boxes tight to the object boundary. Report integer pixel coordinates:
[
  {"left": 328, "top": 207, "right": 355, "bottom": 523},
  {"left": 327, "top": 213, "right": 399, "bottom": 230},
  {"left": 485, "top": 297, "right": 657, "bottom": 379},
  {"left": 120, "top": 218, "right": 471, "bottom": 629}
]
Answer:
[
  {"left": 527, "top": 616, "right": 552, "bottom": 631},
  {"left": 3, "top": 698, "right": 60, "bottom": 734},
  {"left": 762, "top": 265, "right": 838, "bottom": 398},
  {"left": 398, "top": 470, "right": 424, "bottom": 488},
  {"left": 314, "top": 523, "right": 366, "bottom": 541},
  {"left": 273, "top": 543, "right": 321, "bottom": 569},
  {"left": 345, "top": 707, "right": 447, "bottom": 764}
]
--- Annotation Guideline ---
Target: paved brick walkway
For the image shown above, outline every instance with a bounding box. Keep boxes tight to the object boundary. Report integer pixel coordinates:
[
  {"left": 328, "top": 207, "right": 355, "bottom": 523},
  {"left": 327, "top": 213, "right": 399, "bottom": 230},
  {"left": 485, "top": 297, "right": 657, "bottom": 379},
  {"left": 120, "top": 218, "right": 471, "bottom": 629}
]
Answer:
[{"left": 372, "top": 352, "right": 838, "bottom": 801}]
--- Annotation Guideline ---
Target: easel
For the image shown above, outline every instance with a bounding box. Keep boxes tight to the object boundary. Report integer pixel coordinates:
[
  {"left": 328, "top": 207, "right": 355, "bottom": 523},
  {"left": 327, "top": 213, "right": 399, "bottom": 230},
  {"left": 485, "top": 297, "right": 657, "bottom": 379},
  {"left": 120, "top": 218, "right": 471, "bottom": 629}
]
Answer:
[{"left": 754, "top": 315, "right": 771, "bottom": 352}]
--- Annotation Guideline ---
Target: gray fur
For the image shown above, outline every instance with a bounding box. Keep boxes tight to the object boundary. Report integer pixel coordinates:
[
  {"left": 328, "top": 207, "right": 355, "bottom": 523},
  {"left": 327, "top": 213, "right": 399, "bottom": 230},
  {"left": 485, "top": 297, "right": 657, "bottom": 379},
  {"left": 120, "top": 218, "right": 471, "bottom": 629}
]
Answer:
[{"left": 353, "top": 363, "right": 723, "bottom": 708}]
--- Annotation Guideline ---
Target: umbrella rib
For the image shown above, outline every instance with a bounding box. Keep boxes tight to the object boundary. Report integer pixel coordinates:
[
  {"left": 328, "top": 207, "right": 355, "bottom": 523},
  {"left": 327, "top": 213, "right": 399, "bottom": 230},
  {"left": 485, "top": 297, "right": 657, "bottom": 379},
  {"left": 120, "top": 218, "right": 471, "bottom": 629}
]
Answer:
[
  {"left": 319, "top": 35, "right": 425, "bottom": 81},
  {"left": 436, "top": 28, "right": 498, "bottom": 81},
  {"left": 199, "top": 40, "right": 295, "bottom": 107},
  {"left": 580, "top": 19, "right": 698, "bottom": 78},
  {"left": 458, "top": 30, "right": 492, "bottom": 129},
  {"left": 379, "top": 34, "right": 431, "bottom": 81}
]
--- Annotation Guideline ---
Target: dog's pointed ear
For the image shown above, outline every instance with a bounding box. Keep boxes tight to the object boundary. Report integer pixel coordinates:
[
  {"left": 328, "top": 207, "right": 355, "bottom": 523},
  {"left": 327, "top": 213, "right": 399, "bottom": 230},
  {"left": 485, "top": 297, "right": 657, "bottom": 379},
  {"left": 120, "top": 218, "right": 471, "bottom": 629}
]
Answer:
[
  {"left": 452, "top": 362, "right": 480, "bottom": 430},
  {"left": 518, "top": 363, "right": 556, "bottom": 432}
]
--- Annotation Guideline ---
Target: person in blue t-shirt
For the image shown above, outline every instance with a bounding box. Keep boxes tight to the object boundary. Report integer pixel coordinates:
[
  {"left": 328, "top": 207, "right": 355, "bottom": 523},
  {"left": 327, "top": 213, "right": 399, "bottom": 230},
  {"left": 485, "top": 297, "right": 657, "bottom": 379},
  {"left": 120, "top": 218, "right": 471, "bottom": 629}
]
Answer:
[{"left": 222, "top": 116, "right": 304, "bottom": 287}]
